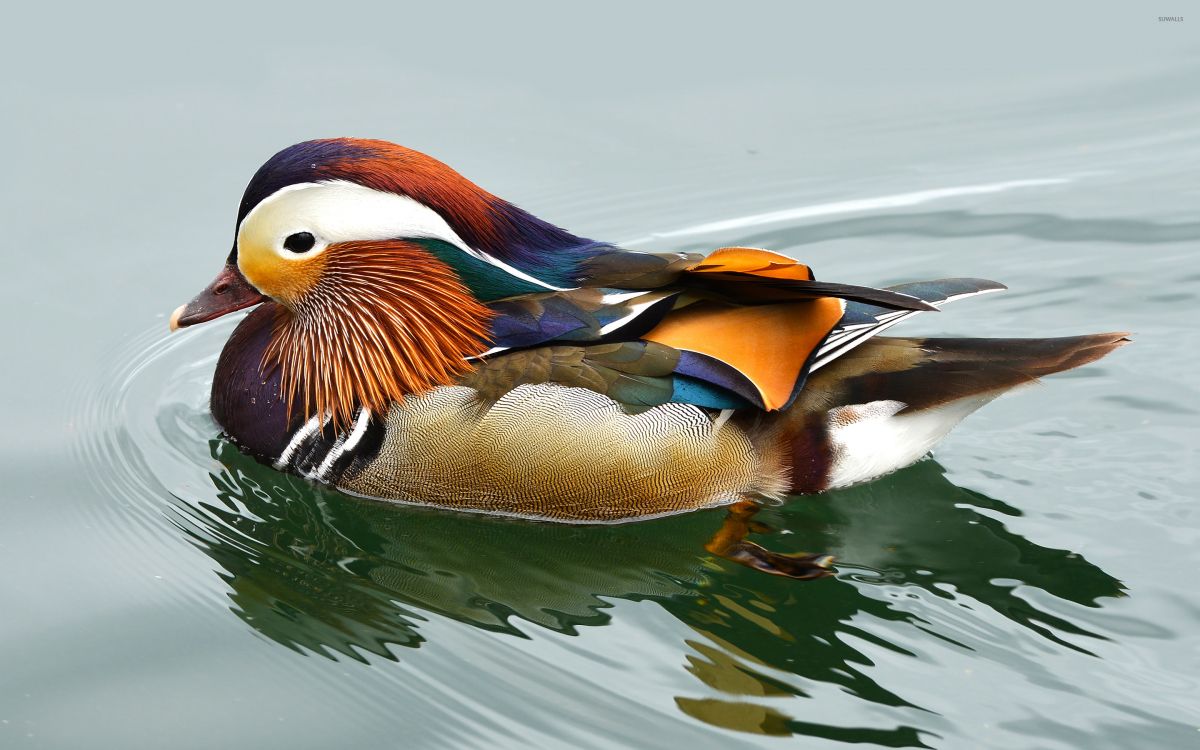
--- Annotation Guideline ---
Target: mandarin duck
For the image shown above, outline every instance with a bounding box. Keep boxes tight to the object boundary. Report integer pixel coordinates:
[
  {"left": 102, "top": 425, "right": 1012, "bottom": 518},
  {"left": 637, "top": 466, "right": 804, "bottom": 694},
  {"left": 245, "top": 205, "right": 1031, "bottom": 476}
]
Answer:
[{"left": 170, "top": 138, "right": 1127, "bottom": 578}]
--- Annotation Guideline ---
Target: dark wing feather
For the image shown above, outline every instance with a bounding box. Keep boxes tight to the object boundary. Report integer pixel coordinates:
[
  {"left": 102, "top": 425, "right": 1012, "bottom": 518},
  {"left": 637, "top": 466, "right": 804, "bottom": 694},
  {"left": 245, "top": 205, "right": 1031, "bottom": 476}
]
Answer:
[
  {"left": 811, "top": 278, "right": 1007, "bottom": 372},
  {"left": 682, "top": 272, "right": 939, "bottom": 311},
  {"left": 483, "top": 288, "right": 680, "bottom": 353},
  {"left": 673, "top": 351, "right": 765, "bottom": 409},
  {"left": 578, "top": 249, "right": 701, "bottom": 288}
]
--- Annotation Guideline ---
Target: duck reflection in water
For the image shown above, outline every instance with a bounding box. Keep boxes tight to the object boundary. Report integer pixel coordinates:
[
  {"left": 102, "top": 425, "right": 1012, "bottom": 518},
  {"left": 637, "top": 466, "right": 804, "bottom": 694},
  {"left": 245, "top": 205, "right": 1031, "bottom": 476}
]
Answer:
[{"left": 173, "top": 438, "right": 1122, "bottom": 744}]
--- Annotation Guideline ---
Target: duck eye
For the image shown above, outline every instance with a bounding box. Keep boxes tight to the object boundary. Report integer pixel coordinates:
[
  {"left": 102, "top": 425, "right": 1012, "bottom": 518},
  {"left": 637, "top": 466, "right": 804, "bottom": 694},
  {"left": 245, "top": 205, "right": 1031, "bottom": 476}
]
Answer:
[{"left": 283, "top": 231, "right": 316, "bottom": 253}]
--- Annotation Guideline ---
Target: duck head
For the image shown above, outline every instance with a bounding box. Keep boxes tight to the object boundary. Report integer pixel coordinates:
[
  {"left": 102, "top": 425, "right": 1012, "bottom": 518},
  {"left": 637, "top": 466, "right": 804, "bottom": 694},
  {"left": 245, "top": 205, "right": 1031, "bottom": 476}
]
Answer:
[{"left": 170, "top": 138, "right": 607, "bottom": 429}]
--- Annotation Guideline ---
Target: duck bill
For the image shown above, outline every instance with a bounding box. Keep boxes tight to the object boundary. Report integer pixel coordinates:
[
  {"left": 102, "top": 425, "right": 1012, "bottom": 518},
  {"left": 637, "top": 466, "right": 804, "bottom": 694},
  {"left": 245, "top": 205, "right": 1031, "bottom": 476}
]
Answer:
[{"left": 169, "top": 261, "right": 268, "bottom": 331}]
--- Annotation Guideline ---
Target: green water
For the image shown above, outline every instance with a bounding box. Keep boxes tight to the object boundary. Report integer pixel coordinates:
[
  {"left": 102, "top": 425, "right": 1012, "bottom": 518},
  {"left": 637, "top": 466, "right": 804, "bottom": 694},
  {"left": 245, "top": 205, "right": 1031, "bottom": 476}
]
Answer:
[{"left": 3, "top": 4, "right": 1198, "bottom": 748}]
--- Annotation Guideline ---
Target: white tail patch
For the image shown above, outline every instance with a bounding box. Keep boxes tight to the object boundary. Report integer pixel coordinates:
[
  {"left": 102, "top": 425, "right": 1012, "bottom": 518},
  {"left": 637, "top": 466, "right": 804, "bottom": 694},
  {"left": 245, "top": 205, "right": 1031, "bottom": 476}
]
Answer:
[{"left": 825, "top": 395, "right": 999, "bottom": 489}]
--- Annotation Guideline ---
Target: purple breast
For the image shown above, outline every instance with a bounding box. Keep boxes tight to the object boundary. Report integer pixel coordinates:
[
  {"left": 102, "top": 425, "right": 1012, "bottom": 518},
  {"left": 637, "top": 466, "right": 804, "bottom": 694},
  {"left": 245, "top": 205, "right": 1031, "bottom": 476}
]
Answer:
[{"left": 210, "top": 303, "right": 300, "bottom": 462}]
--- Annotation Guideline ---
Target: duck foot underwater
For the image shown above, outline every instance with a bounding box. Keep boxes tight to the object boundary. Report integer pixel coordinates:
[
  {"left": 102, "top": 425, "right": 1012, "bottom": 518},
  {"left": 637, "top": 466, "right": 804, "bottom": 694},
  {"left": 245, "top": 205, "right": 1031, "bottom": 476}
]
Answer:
[{"left": 705, "top": 501, "right": 835, "bottom": 580}]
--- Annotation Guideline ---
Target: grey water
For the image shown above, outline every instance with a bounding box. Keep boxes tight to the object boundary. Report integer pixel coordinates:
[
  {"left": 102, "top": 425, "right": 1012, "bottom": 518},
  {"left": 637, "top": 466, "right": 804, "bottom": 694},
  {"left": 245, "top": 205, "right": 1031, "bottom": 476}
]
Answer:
[{"left": 2, "top": 4, "right": 1198, "bottom": 749}]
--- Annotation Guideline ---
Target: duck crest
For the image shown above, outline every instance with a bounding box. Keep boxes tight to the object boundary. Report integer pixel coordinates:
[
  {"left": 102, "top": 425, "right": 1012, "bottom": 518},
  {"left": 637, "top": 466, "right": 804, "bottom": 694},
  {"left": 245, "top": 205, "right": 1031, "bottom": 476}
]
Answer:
[
  {"left": 236, "top": 138, "right": 611, "bottom": 289},
  {"left": 264, "top": 239, "right": 493, "bottom": 431}
]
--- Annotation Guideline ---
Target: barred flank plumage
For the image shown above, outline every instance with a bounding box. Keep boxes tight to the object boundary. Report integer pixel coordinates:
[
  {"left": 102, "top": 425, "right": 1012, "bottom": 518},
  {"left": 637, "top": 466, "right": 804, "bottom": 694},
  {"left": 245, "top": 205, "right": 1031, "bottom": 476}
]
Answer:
[{"left": 338, "top": 383, "right": 791, "bottom": 522}]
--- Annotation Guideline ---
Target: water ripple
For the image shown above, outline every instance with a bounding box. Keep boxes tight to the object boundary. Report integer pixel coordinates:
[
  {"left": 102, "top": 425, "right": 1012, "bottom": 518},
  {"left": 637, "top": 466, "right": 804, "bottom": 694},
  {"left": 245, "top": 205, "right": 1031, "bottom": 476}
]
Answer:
[
  {"left": 634, "top": 178, "right": 1077, "bottom": 241},
  {"left": 63, "top": 197, "right": 1190, "bottom": 747}
]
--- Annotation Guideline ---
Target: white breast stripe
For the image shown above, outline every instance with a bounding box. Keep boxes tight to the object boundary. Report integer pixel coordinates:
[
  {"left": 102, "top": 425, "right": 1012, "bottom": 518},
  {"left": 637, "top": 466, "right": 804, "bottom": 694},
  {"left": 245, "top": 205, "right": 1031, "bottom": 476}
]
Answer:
[
  {"left": 274, "top": 414, "right": 326, "bottom": 470},
  {"left": 314, "top": 408, "right": 372, "bottom": 481}
]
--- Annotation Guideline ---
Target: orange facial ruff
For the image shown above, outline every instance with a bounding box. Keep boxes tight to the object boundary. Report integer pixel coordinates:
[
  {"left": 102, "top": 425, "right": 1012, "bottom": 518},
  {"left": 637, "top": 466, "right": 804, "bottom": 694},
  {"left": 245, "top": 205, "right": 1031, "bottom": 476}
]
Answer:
[{"left": 262, "top": 240, "right": 493, "bottom": 430}]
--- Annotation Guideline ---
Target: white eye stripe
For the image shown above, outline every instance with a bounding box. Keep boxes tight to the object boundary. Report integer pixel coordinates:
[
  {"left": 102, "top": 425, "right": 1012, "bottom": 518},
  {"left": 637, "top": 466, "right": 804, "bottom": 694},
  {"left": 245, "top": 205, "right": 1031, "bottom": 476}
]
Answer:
[
  {"left": 241, "top": 180, "right": 473, "bottom": 252},
  {"left": 238, "top": 180, "right": 568, "bottom": 290}
]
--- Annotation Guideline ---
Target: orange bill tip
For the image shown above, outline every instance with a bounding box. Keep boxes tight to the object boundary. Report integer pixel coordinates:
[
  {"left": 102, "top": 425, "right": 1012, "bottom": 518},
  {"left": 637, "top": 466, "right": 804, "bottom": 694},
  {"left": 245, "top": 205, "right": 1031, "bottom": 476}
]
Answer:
[{"left": 168, "top": 303, "right": 187, "bottom": 332}]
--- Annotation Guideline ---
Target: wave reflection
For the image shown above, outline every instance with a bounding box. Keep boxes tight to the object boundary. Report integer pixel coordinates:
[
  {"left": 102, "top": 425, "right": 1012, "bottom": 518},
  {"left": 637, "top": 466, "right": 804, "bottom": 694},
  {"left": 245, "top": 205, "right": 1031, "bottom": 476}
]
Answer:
[{"left": 170, "top": 432, "right": 1123, "bottom": 742}]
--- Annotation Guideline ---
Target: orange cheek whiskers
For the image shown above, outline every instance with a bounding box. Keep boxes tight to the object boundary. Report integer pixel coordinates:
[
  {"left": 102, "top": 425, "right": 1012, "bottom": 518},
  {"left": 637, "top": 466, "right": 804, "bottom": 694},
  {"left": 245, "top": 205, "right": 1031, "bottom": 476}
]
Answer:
[{"left": 261, "top": 240, "right": 493, "bottom": 431}]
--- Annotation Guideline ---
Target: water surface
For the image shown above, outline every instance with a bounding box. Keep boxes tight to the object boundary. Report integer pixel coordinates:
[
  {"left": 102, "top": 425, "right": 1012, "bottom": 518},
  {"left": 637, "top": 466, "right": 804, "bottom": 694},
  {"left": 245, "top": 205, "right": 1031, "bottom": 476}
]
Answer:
[{"left": 2, "top": 5, "right": 1198, "bottom": 749}]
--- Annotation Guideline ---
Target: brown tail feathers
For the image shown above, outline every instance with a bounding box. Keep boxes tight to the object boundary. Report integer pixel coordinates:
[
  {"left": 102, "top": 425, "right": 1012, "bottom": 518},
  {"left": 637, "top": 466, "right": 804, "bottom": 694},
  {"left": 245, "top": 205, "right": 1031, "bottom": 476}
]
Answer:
[{"left": 800, "top": 332, "right": 1130, "bottom": 414}]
